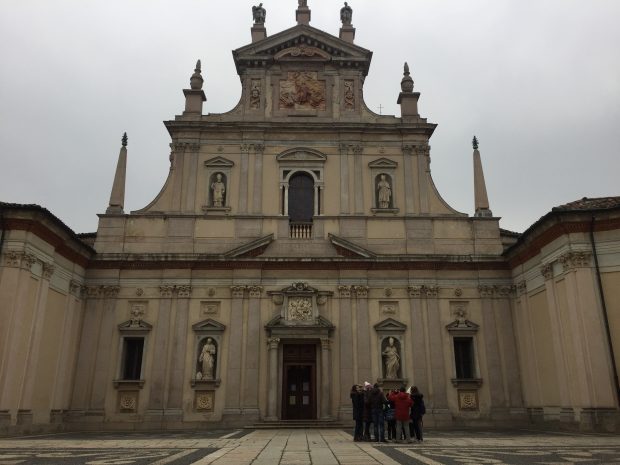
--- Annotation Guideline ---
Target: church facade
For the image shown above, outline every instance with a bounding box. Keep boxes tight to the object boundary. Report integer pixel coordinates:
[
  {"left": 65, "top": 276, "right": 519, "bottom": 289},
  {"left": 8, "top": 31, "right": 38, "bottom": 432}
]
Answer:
[{"left": 1, "top": 2, "right": 620, "bottom": 434}]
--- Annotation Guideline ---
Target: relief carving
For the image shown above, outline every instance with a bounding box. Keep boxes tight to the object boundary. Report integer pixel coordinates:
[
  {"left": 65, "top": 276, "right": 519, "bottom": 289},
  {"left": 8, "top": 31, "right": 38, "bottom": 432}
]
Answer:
[
  {"left": 279, "top": 71, "right": 326, "bottom": 111},
  {"left": 288, "top": 296, "right": 313, "bottom": 321},
  {"left": 344, "top": 80, "right": 354, "bottom": 110},
  {"left": 250, "top": 80, "right": 261, "bottom": 109}
]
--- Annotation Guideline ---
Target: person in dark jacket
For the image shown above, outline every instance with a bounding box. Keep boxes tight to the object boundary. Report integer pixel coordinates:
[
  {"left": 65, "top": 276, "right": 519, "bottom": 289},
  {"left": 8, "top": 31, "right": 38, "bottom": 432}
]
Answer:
[
  {"left": 368, "top": 383, "right": 387, "bottom": 442},
  {"left": 362, "top": 382, "right": 372, "bottom": 441},
  {"left": 350, "top": 384, "right": 364, "bottom": 441},
  {"left": 410, "top": 386, "right": 426, "bottom": 442},
  {"left": 388, "top": 386, "right": 413, "bottom": 443},
  {"left": 384, "top": 390, "right": 397, "bottom": 441}
]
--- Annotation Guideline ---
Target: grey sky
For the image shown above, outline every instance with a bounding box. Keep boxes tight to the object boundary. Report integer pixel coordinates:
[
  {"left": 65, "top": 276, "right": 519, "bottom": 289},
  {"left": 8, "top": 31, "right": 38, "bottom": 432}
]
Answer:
[{"left": 1, "top": 0, "right": 618, "bottom": 234}]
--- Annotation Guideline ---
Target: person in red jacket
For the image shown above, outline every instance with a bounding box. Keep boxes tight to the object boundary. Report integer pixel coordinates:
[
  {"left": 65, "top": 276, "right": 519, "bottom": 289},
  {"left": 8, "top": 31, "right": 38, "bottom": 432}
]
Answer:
[{"left": 388, "top": 386, "right": 413, "bottom": 443}]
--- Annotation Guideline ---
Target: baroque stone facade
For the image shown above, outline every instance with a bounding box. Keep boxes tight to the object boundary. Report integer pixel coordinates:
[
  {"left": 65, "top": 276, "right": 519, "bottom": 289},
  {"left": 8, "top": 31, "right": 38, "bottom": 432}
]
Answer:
[{"left": 1, "top": 3, "right": 619, "bottom": 435}]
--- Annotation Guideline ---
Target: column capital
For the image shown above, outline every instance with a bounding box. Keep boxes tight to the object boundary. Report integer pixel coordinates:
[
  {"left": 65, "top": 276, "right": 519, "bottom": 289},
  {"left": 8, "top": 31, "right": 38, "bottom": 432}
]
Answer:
[
  {"left": 177, "top": 285, "right": 192, "bottom": 298},
  {"left": 248, "top": 285, "right": 263, "bottom": 298},
  {"left": 320, "top": 338, "right": 332, "bottom": 350},
  {"left": 42, "top": 263, "right": 55, "bottom": 280},
  {"left": 103, "top": 285, "right": 120, "bottom": 298},
  {"left": 267, "top": 337, "right": 280, "bottom": 349},
  {"left": 338, "top": 285, "right": 351, "bottom": 298},
  {"left": 478, "top": 284, "right": 495, "bottom": 298},
  {"left": 558, "top": 251, "right": 591, "bottom": 272},
  {"left": 231, "top": 285, "right": 246, "bottom": 298},
  {"left": 352, "top": 285, "right": 368, "bottom": 298},
  {"left": 159, "top": 285, "right": 174, "bottom": 298},
  {"left": 540, "top": 263, "right": 554, "bottom": 280}
]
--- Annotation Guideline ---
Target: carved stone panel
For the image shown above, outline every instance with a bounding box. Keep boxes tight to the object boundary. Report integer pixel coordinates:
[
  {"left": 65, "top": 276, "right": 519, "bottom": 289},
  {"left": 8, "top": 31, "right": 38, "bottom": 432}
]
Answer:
[
  {"left": 195, "top": 391, "right": 214, "bottom": 411},
  {"left": 344, "top": 80, "right": 354, "bottom": 110},
  {"left": 279, "top": 72, "right": 326, "bottom": 111},
  {"left": 458, "top": 390, "right": 479, "bottom": 411}
]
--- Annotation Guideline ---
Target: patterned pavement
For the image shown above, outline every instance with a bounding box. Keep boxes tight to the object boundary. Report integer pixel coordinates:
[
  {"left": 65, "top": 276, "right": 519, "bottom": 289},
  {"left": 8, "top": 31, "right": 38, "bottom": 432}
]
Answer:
[{"left": 0, "top": 428, "right": 619, "bottom": 464}]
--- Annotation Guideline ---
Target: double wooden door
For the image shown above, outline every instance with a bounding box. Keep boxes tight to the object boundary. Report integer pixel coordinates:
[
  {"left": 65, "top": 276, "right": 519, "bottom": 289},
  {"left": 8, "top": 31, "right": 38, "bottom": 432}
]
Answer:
[{"left": 282, "top": 344, "right": 316, "bottom": 420}]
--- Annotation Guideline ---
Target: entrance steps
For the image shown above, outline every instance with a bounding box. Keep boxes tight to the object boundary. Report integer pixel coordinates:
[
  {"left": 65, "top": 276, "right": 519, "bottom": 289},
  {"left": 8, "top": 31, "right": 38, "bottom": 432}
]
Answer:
[{"left": 247, "top": 419, "right": 346, "bottom": 429}]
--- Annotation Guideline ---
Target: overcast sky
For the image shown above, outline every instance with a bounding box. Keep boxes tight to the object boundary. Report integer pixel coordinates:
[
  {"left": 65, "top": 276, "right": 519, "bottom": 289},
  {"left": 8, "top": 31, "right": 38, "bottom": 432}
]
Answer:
[{"left": 1, "top": 0, "right": 618, "bottom": 234}]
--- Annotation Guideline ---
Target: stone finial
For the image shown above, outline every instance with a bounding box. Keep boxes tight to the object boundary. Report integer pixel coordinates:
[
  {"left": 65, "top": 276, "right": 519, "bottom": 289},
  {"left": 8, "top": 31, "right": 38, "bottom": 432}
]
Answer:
[
  {"left": 190, "top": 59, "right": 203, "bottom": 90},
  {"left": 472, "top": 135, "right": 479, "bottom": 150},
  {"left": 296, "top": 0, "right": 310, "bottom": 25},
  {"left": 121, "top": 132, "right": 128, "bottom": 147},
  {"left": 252, "top": 3, "right": 266, "bottom": 24},
  {"left": 107, "top": 133, "right": 128, "bottom": 214},
  {"left": 340, "top": 2, "right": 352, "bottom": 25},
  {"left": 400, "top": 62, "right": 414, "bottom": 93}
]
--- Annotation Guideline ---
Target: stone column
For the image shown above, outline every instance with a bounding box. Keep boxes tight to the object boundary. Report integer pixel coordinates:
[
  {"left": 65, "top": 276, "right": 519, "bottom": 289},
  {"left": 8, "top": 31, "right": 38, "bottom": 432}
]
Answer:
[
  {"left": 283, "top": 184, "right": 289, "bottom": 216},
  {"left": 266, "top": 337, "right": 280, "bottom": 420},
  {"left": 167, "top": 285, "right": 191, "bottom": 413},
  {"left": 51, "top": 281, "right": 83, "bottom": 411},
  {"left": 147, "top": 286, "right": 174, "bottom": 415},
  {"left": 224, "top": 286, "right": 246, "bottom": 415},
  {"left": 238, "top": 145, "right": 250, "bottom": 213},
  {"left": 540, "top": 263, "right": 573, "bottom": 421},
  {"left": 402, "top": 145, "right": 416, "bottom": 214},
  {"left": 243, "top": 285, "right": 263, "bottom": 415},
  {"left": 339, "top": 144, "right": 350, "bottom": 214},
  {"left": 338, "top": 285, "right": 353, "bottom": 417},
  {"left": 18, "top": 262, "right": 54, "bottom": 414},
  {"left": 252, "top": 144, "right": 264, "bottom": 214},
  {"left": 170, "top": 143, "right": 186, "bottom": 211},
  {"left": 0, "top": 252, "right": 36, "bottom": 412},
  {"left": 320, "top": 338, "right": 332, "bottom": 419},
  {"left": 353, "top": 145, "right": 364, "bottom": 214},
  {"left": 70, "top": 287, "right": 104, "bottom": 411},
  {"left": 478, "top": 285, "right": 507, "bottom": 411},
  {"left": 425, "top": 286, "right": 448, "bottom": 412},
  {"left": 90, "top": 285, "right": 120, "bottom": 412},
  {"left": 408, "top": 286, "right": 428, "bottom": 390},
  {"left": 354, "top": 286, "right": 371, "bottom": 383}
]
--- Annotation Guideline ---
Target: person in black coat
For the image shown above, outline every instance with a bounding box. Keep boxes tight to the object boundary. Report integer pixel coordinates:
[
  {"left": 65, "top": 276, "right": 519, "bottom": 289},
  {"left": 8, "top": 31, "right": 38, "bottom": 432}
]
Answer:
[
  {"left": 350, "top": 384, "right": 365, "bottom": 441},
  {"left": 410, "top": 386, "right": 426, "bottom": 441}
]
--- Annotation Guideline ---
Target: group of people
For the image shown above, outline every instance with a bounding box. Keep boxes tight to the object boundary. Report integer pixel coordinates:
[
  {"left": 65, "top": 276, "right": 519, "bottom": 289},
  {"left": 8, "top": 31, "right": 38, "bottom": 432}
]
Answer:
[{"left": 350, "top": 382, "right": 425, "bottom": 443}]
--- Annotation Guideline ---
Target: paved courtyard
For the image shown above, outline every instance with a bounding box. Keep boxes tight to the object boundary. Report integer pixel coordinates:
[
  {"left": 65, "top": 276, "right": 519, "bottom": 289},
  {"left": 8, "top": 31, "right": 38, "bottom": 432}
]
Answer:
[{"left": 1, "top": 428, "right": 620, "bottom": 464}]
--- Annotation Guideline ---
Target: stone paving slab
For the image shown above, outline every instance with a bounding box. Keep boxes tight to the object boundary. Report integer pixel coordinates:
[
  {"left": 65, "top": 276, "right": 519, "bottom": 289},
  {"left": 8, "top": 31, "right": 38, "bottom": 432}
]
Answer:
[{"left": 0, "top": 428, "right": 619, "bottom": 464}]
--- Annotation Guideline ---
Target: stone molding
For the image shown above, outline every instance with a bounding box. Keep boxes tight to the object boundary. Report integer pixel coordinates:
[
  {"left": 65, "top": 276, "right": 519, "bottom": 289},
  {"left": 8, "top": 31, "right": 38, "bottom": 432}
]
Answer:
[{"left": 407, "top": 285, "right": 439, "bottom": 298}]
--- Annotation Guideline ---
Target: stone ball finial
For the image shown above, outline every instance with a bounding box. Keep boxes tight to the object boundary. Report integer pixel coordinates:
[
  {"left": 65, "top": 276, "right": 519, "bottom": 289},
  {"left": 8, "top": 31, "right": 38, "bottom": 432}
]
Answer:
[
  {"left": 400, "top": 62, "right": 414, "bottom": 93},
  {"left": 190, "top": 59, "right": 204, "bottom": 90},
  {"left": 472, "top": 135, "right": 479, "bottom": 150},
  {"left": 122, "top": 132, "right": 128, "bottom": 147}
]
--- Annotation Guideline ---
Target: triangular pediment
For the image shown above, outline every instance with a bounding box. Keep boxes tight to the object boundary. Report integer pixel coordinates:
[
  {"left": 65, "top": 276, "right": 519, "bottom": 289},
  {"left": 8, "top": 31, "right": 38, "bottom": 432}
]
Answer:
[
  {"left": 368, "top": 158, "right": 398, "bottom": 169},
  {"left": 328, "top": 233, "right": 376, "bottom": 259},
  {"left": 204, "top": 156, "right": 234, "bottom": 168},
  {"left": 192, "top": 318, "right": 226, "bottom": 333},
  {"left": 233, "top": 24, "right": 372, "bottom": 75},
  {"left": 446, "top": 319, "right": 479, "bottom": 334},
  {"left": 277, "top": 148, "right": 326, "bottom": 162},
  {"left": 374, "top": 318, "right": 407, "bottom": 333},
  {"left": 118, "top": 319, "right": 152, "bottom": 332}
]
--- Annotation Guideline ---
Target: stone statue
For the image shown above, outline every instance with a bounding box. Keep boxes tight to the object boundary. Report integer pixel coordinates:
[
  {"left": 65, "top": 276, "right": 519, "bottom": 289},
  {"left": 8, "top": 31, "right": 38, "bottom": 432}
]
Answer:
[
  {"left": 252, "top": 3, "right": 266, "bottom": 24},
  {"left": 211, "top": 173, "right": 225, "bottom": 207},
  {"left": 377, "top": 174, "right": 391, "bottom": 208},
  {"left": 382, "top": 337, "right": 400, "bottom": 379},
  {"left": 298, "top": 0, "right": 307, "bottom": 6},
  {"left": 199, "top": 337, "right": 217, "bottom": 380},
  {"left": 340, "top": 2, "right": 352, "bottom": 25}
]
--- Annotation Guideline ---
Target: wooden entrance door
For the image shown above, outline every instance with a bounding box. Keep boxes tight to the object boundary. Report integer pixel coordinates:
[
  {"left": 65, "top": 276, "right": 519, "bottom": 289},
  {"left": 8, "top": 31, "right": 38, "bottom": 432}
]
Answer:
[{"left": 282, "top": 344, "right": 316, "bottom": 420}]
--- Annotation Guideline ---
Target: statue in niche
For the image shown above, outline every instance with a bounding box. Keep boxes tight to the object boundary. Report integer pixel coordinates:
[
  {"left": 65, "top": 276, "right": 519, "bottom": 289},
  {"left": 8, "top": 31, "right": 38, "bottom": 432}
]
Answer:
[
  {"left": 198, "top": 337, "right": 217, "bottom": 380},
  {"left": 250, "top": 82, "right": 261, "bottom": 109},
  {"left": 211, "top": 173, "right": 226, "bottom": 207},
  {"left": 252, "top": 3, "right": 266, "bottom": 24},
  {"left": 298, "top": 0, "right": 307, "bottom": 6},
  {"left": 377, "top": 174, "right": 392, "bottom": 208},
  {"left": 340, "top": 2, "right": 352, "bottom": 25},
  {"left": 382, "top": 337, "right": 400, "bottom": 379}
]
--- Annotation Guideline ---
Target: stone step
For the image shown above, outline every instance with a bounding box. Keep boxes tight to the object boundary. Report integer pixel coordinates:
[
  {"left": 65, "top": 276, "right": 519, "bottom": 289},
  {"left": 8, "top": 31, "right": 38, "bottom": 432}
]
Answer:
[{"left": 247, "top": 419, "right": 346, "bottom": 429}]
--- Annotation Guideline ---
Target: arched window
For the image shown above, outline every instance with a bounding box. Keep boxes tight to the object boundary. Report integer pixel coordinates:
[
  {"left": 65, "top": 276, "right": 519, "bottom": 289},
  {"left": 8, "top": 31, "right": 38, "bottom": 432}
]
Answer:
[{"left": 288, "top": 172, "right": 314, "bottom": 222}]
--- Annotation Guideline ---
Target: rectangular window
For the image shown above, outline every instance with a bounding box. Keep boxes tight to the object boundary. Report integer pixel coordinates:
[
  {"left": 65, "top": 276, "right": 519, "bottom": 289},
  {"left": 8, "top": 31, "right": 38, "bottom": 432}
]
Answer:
[
  {"left": 121, "top": 337, "right": 144, "bottom": 380},
  {"left": 454, "top": 337, "right": 475, "bottom": 379}
]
